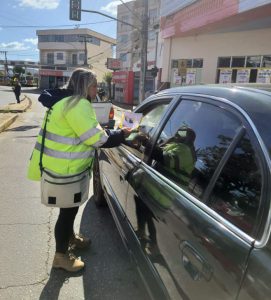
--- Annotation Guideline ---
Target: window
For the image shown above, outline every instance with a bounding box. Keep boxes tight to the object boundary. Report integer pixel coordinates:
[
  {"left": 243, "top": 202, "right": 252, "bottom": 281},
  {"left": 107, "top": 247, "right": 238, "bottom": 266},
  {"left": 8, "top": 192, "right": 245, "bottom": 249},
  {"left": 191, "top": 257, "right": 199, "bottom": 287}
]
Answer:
[
  {"left": 231, "top": 56, "right": 245, "bottom": 68},
  {"left": 246, "top": 56, "right": 261, "bottom": 68},
  {"left": 208, "top": 134, "right": 262, "bottom": 236},
  {"left": 148, "top": 30, "right": 156, "bottom": 41},
  {"left": 47, "top": 53, "right": 54, "bottom": 65},
  {"left": 56, "top": 53, "right": 64, "bottom": 60},
  {"left": 153, "top": 100, "right": 242, "bottom": 199},
  {"left": 79, "top": 53, "right": 85, "bottom": 61},
  {"left": 193, "top": 59, "right": 203, "bottom": 68},
  {"left": 218, "top": 57, "right": 231, "bottom": 68},
  {"left": 262, "top": 55, "right": 271, "bottom": 68},
  {"left": 124, "top": 102, "right": 169, "bottom": 158},
  {"left": 118, "top": 34, "right": 128, "bottom": 43},
  {"left": 55, "top": 35, "right": 64, "bottom": 42},
  {"left": 119, "top": 53, "right": 127, "bottom": 62}
]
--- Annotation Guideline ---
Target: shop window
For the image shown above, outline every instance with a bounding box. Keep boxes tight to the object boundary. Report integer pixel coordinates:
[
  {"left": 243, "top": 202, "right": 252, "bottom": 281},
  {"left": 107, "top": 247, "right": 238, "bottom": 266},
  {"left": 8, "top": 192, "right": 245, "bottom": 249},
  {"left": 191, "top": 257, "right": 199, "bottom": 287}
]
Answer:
[
  {"left": 193, "top": 59, "right": 203, "bottom": 68},
  {"left": 246, "top": 56, "right": 261, "bottom": 68},
  {"left": 231, "top": 57, "right": 245, "bottom": 68},
  {"left": 186, "top": 59, "right": 192, "bottom": 68},
  {"left": 262, "top": 56, "right": 271, "bottom": 68},
  {"left": 218, "top": 57, "right": 231, "bottom": 68}
]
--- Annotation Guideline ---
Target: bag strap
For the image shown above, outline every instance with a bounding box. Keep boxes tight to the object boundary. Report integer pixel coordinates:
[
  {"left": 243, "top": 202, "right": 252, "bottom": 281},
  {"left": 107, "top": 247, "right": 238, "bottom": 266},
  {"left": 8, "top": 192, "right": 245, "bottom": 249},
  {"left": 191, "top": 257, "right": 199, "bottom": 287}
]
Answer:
[
  {"left": 39, "top": 107, "right": 94, "bottom": 176},
  {"left": 39, "top": 108, "right": 51, "bottom": 175}
]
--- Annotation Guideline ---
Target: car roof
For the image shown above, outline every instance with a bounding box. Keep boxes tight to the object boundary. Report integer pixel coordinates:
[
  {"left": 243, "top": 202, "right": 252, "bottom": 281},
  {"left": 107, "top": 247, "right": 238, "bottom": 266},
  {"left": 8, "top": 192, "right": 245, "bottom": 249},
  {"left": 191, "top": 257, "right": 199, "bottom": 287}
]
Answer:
[{"left": 151, "top": 84, "right": 271, "bottom": 120}]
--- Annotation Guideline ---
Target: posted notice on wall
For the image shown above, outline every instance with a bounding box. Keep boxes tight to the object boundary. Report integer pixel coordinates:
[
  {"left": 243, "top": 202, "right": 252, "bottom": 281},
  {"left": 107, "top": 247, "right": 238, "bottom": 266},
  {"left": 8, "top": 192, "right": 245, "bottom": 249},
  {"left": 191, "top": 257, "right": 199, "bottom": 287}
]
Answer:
[
  {"left": 236, "top": 69, "right": 250, "bottom": 83},
  {"left": 119, "top": 111, "right": 143, "bottom": 130},
  {"left": 186, "top": 69, "right": 196, "bottom": 85},
  {"left": 257, "top": 69, "right": 271, "bottom": 83},
  {"left": 219, "top": 69, "right": 232, "bottom": 84}
]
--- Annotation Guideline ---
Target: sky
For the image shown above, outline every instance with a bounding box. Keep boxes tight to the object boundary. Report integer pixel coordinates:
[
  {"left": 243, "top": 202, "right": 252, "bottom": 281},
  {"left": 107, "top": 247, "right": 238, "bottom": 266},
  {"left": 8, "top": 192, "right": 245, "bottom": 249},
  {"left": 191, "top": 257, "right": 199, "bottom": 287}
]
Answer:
[{"left": 0, "top": 0, "right": 131, "bottom": 62}]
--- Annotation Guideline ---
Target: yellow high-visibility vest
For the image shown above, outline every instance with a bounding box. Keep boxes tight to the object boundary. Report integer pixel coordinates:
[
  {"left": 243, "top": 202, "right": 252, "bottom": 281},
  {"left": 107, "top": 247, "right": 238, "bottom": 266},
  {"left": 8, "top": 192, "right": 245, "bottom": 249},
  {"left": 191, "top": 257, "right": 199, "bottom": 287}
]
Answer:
[{"left": 27, "top": 97, "right": 108, "bottom": 181}]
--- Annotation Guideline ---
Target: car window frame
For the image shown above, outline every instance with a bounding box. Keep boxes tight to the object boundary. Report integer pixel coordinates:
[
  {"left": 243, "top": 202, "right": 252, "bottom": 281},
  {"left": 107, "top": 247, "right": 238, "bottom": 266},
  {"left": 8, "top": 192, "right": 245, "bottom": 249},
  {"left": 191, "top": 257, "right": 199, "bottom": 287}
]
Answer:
[
  {"left": 147, "top": 93, "right": 269, "bottom": 243},
  {"left": 121, "top": 95, "right": 180, "bottom": 161}
]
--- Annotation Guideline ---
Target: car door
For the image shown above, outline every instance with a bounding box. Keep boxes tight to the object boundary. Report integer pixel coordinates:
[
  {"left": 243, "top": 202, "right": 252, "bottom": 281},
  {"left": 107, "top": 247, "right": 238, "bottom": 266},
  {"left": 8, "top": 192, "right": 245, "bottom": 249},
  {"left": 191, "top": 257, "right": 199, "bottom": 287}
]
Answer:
[
  {"left": 100, "top": 98, "right": 172, "bottom": 229},
  {"left": 125, "top": 96, "right": 265, "bottom": 300}
]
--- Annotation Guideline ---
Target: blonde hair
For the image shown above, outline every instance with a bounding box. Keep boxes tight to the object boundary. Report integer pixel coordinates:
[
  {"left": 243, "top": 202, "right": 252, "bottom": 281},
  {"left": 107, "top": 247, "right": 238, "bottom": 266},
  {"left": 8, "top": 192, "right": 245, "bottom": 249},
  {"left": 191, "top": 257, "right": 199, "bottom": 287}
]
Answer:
[{"left": 64, "top": 68, "right": 97, "bottom": 112}]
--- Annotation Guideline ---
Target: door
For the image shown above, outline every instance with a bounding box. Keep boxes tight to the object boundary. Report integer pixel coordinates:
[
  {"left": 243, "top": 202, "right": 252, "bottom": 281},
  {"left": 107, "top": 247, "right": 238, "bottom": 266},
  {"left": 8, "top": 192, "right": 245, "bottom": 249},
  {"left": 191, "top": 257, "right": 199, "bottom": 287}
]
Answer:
[
  {"left": 100, "top": 99, "right": 170, "bottom": 219},
  {"left": 125, "top": 97, "right": 264, "bottom": 299}
]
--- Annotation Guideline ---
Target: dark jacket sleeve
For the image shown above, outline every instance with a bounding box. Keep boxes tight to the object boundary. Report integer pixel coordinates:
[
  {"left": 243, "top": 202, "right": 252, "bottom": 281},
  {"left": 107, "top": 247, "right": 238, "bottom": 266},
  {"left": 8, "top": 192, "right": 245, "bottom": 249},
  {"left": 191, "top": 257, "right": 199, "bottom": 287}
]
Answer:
[
  {"left": 38, "top": 88, "right": 73, "bottom": 108},
  {"left": 101, "top": 129, "right": 125, "bottom": 148}
]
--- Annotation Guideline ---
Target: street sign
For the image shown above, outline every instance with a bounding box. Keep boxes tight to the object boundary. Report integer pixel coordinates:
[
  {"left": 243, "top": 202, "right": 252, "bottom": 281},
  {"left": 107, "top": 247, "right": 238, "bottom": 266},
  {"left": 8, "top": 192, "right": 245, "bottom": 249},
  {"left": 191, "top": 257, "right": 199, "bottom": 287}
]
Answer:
[
  {"left": 70, "top": 0, "right": 81, "bottom": 21},
  {"left": 106, "top": 58, "right": 122, "bottom": 70}
]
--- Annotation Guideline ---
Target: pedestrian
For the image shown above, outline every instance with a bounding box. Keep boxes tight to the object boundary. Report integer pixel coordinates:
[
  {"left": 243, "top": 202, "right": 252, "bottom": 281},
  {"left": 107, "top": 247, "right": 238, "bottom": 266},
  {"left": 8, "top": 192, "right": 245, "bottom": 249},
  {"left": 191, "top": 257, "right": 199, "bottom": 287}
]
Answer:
[
  {"left": 27, "top": 68, "right": 131, "bottom": 272},
  {"left": 13, "top": 79, "right": 21, "bottom": 103}
]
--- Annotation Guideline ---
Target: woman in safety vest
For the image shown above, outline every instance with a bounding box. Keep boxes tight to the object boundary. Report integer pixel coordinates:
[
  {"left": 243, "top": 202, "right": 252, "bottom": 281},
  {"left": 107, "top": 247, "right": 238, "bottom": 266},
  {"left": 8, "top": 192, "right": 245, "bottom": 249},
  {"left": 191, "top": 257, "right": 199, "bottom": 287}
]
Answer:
[{"left": 28, "top": 68, "right": 130, "bottom": 272}]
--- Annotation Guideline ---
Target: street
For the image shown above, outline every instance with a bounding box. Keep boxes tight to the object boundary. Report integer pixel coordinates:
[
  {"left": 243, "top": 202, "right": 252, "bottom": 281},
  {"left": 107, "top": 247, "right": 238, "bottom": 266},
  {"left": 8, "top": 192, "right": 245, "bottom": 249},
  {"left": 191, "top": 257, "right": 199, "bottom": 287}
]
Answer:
[{"left": 0, "top": 87, "right": 149, "bottom": 300}]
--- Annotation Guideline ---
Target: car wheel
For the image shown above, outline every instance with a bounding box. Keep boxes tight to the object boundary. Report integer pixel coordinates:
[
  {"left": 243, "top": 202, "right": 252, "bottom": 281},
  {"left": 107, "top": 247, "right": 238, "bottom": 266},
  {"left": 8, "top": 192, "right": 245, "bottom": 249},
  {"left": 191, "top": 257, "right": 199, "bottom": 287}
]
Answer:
[{"left": 93, "top": 152, "right": 107, "bottom": 207}]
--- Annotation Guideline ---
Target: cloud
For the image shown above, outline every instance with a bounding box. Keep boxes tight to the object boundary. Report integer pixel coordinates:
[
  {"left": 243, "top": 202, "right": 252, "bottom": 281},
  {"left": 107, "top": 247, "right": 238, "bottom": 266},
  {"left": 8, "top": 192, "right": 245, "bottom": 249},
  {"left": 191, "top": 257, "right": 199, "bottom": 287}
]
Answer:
[
  {"left": 0, "top": 42, "right": 30, "bottom": 51},
  {"left": 24, "top": 38, "right": 38, "bottom": 45},
  {"left": 101, "top": 0, "right": 132, "bottom": 17},
  {"left": 17, "top": 0, "right": 60, "bottom": 9}
]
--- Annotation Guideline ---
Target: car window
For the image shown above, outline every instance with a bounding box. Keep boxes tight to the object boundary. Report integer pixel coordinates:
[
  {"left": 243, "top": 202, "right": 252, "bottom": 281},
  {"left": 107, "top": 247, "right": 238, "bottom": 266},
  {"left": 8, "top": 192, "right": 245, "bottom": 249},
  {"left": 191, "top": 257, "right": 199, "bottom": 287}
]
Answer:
[
  {"left": 208, "top": 134, "right": 262, "bottom": 236},
  {"left": 152, "top": 100, "right": 242, "bottom": 199},
  {"left": 124, "top": 102, "right": 169, "bottom": 158}
]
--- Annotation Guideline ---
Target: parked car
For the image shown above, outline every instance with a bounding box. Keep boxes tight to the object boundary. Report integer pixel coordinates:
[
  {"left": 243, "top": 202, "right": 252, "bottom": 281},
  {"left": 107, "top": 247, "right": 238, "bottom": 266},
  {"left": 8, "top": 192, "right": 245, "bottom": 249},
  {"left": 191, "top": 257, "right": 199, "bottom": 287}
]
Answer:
[{"left": 93, "top": 85, "right": 271, "bottom": 300}]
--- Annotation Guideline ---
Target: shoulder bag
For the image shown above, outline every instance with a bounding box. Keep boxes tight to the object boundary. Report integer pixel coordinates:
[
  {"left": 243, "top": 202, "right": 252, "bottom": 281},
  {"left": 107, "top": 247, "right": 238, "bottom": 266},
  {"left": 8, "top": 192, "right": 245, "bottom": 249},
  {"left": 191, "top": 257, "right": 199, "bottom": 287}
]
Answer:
[{"left": 39, "top": 109, "right": 92, "bottom": 208}]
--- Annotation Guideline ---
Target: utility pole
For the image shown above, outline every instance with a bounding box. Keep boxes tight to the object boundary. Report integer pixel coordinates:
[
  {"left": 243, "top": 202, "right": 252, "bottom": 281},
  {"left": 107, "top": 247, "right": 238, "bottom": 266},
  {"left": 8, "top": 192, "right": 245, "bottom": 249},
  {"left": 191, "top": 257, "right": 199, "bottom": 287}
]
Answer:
[
  {"left": 139, "top": 0, "right": 148, "bottom": 103},
  {"left": 79, "top": 35, "right": 88, "bottom": 66},
  {"left": 0, "top": 51, "right": 8, "bottom": 78}
]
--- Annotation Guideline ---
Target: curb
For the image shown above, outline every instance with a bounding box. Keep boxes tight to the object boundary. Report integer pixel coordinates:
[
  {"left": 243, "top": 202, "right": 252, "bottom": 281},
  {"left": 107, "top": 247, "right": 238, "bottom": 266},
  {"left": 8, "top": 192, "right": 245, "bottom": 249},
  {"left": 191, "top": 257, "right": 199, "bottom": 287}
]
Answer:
[
  {"left": 0, "top": 114, "right": 18, "bottom": 133},
  {"left": 0, "top": 95, "right": 32, "bottom": 113}
]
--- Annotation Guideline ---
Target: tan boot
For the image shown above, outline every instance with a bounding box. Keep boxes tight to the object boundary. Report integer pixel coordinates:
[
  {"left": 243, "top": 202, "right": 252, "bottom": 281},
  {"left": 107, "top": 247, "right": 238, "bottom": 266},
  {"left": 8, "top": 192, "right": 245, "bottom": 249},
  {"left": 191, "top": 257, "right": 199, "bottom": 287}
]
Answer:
[
  {"left": 52, "top": 252, "right": 84, "bottom": 272},
  {"left": 69, "top": 233, "right": 91, "bottom": 249}
]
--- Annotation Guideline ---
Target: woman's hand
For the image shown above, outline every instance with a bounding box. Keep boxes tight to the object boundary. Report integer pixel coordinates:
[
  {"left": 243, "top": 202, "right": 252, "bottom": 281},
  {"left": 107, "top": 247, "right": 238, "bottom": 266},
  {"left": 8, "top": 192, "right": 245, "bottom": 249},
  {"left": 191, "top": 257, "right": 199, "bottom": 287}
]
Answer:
[{"left": 121, "top": 127, "right": 133, "bottom": 138}]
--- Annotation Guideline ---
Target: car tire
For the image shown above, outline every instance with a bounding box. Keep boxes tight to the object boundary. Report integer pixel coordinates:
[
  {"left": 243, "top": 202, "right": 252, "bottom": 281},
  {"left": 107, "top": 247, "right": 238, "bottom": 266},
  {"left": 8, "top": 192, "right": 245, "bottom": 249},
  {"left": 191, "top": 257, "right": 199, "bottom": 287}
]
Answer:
[{"left": 93, "top": 152, "right": 107, "bottom": 207}]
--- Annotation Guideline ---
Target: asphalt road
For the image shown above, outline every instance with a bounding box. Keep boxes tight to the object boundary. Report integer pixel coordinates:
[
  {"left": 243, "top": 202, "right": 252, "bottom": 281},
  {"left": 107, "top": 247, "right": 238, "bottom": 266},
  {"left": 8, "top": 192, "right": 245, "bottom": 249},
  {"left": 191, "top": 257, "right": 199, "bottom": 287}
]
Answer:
[{"left": 0, "top": 88, "right": 149, "bottom": 300}]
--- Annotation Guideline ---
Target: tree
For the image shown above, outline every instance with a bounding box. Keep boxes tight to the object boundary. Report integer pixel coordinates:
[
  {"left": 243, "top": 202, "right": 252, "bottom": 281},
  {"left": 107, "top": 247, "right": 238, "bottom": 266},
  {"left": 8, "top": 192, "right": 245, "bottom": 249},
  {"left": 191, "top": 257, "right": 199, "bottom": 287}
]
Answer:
[
  {"left": 13, "top": 66, "right": 25, "bottom": 77},
  {"left": 103, "top": 72, "right": 113, "bottom": 99}
]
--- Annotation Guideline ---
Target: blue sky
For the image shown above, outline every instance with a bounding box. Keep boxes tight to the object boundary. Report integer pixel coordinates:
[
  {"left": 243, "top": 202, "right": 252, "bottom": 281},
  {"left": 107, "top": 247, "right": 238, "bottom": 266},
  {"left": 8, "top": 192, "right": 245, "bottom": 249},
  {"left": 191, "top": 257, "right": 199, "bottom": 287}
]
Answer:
[{"left": 0, "top": 0, "right": 130, "bottom": 62}]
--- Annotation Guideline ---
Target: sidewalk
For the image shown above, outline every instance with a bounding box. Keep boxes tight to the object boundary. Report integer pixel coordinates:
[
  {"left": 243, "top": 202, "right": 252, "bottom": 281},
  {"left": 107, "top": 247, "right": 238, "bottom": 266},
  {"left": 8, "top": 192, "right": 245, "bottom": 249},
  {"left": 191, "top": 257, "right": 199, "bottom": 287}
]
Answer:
[{"left": 0, "top": 95, "right": 32, "bottom": 133}]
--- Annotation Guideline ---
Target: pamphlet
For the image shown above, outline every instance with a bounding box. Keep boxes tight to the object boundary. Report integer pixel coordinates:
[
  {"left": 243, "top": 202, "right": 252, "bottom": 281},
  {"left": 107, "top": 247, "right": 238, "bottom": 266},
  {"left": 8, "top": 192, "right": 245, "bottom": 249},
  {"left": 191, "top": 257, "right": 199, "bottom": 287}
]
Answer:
[{"left": 119, "top": 111, "right": 143, "bottom": 130}]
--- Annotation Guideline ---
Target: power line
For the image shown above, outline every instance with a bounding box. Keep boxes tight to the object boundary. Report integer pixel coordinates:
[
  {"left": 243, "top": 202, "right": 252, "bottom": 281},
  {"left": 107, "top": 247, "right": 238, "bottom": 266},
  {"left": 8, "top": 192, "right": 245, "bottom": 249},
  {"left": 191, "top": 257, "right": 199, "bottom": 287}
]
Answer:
[{"left": 0, "top": 20, "right": 115, "bottom": 28}]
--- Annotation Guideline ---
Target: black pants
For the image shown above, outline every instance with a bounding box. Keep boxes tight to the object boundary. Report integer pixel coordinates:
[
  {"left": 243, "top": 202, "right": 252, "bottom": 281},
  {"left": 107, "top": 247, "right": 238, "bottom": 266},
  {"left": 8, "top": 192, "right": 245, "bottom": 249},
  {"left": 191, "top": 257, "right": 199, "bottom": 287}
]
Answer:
[
  {"left": 15, "top": 93, "right": 20, "bottom": 103},
  {"left": 54, "top": 206, "right": 79, "bottom": 253}
]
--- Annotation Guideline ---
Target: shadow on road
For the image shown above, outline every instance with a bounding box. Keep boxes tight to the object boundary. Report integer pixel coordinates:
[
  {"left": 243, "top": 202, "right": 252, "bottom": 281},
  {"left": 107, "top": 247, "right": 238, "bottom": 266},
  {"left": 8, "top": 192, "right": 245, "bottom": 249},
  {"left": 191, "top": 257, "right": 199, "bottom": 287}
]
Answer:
[
  {"left": 5, "top": 125, "right": 39, "bottom": 132},
  {"left": 39, "top": 268, "right": 83, "bottom": 300},
  {"left": 79, "top": 198, "right": 149, "bottom": 300}
]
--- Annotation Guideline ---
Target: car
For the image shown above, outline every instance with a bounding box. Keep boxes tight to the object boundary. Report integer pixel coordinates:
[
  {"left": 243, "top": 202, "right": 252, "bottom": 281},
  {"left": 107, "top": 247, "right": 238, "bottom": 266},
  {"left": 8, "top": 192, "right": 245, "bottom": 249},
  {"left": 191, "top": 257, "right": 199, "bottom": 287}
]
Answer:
[{"left": 93, "top": 85, "right": 271, "bottom": 300}]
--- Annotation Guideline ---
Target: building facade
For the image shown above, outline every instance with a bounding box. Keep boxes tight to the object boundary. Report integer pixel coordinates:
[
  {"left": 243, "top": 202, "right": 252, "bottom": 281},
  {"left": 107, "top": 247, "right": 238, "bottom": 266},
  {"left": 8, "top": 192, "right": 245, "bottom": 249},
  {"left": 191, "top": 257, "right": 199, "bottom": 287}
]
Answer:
[
  {"left": 37, "top": 28, "right": 116, "bottom": 89},
  {"left": 113, "top": 0, "right": 161, "bottom": 105},
  {"left": 160, "top": 0, "right": 271, "bottom": 87}
]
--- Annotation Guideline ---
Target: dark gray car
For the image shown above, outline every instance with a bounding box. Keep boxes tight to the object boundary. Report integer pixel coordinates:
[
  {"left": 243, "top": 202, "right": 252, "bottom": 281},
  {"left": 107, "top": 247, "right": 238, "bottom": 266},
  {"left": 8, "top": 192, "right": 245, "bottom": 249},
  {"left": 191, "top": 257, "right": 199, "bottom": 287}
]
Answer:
[{"left": 93, "top": 85, "right": 271, "bottom": 300}]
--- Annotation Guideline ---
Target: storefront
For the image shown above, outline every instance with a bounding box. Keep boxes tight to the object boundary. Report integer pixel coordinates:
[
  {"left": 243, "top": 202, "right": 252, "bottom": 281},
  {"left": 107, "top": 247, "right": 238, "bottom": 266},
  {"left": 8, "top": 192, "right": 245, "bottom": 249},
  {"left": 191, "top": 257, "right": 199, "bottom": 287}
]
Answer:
[
  {"left": 160, "top": 0, "right": 271, "bottom": 86},
  {"left": 39, "top": 69, "right": 72, "bottom": 89},
  {"left": 216, "top": 55, "right": 271, "bottom": 84},
  {"left": 112, "top": 71, "right": 134, "bottom": 105}
]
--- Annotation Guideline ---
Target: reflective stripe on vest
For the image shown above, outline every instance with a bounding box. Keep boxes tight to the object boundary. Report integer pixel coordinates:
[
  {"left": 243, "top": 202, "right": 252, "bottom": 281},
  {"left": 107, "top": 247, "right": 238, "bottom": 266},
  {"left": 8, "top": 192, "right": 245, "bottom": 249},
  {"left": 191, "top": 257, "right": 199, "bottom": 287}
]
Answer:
[
  {"left": 39, "top": 127, "right": 108, "bottom": 147},
  {"left": 35, "top": 142, "right": 95, "bottom": 159}
]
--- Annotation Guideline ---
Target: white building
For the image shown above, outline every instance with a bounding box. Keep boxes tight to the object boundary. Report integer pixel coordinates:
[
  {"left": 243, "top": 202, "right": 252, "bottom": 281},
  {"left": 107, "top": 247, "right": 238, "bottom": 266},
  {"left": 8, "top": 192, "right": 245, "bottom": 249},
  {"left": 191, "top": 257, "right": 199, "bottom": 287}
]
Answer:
[
  {"left": 159, "top": 0, "right": 271, "bottom": 87},
  {"left": 37, "top": 28, "right": 116, "bottom": 89}
]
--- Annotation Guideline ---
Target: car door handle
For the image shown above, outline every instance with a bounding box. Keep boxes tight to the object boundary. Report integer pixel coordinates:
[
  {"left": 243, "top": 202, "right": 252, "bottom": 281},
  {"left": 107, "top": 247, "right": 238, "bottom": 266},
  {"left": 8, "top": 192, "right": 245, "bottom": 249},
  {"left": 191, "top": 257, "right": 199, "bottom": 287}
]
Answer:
[{"left": 180, "top": 241, "right": 213, "bottom": 282}]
